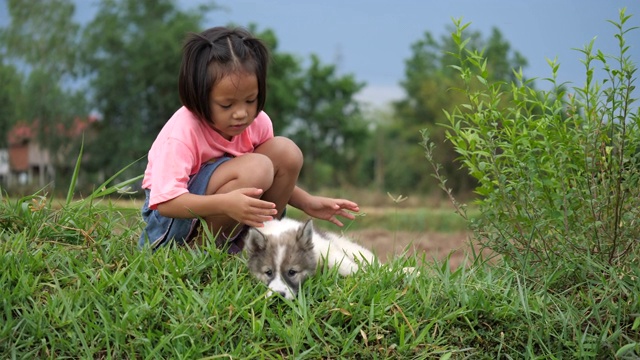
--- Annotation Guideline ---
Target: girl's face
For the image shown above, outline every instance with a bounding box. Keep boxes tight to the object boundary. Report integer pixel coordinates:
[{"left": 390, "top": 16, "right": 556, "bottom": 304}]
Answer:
[{"left": 209, "top": 71, "right": 259, "bottom": 140}]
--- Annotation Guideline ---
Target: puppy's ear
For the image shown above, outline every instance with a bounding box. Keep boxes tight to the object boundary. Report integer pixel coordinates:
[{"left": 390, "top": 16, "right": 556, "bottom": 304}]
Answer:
[
  {"left": 244, "top": 228, "right": 267, "bottom": 255},
  {"left": 297, "top": 219, "right": 315, "bottom": 251}
]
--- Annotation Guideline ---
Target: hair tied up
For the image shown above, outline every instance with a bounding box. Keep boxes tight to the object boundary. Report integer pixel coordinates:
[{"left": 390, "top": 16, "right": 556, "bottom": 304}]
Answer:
[
  {"left": 193, "top": 32, "right": 215, "bottom": 48},
  {"left": 179, "top": 26, "right": 270, "bottom": 123}
]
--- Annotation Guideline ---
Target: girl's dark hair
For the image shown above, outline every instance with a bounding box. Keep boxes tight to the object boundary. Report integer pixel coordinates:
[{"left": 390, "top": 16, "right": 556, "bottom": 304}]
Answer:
[{"left": 179, "top": 26, "right": 270, "bottom": 124}]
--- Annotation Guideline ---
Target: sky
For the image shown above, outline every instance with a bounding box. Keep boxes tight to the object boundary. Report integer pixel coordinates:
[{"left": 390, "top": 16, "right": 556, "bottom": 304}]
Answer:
[
  {"left": 2, "top": 0, "right": 640, "bottom": 107},
  {"left": 205, "top": 0, "right": 640, "bottom": 106}
]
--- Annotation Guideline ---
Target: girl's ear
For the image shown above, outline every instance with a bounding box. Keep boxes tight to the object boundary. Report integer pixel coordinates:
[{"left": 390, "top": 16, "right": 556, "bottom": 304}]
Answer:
[{"left": 244, "top": 228, "right": 267, "bottom": 254}]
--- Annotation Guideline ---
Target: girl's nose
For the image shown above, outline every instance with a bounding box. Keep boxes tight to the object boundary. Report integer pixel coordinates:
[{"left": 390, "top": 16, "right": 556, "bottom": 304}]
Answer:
[{"left": 233, "top": 107, "right": 248, "bottom": 119}]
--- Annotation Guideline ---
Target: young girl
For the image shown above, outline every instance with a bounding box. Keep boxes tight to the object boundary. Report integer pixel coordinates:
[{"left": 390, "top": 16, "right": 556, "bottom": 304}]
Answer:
[{"left": 139, "top": 26, "right": 359, "bottom": 253}]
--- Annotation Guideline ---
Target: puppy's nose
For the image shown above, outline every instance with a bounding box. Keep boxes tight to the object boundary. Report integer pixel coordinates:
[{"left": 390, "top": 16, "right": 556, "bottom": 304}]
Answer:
[{"left": 277, "top": 291, "right": 287, "bottom": 297}]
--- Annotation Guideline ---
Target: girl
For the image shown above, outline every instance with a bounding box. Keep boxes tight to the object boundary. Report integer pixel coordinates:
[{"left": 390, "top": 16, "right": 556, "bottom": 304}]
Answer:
[{"left": 139, "top": 26, "right": 359, "bottom": 253}]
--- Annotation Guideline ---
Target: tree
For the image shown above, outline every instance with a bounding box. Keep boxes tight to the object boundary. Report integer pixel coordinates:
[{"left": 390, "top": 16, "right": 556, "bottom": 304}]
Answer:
[
  {"left": 384, "top": 26, "right": 529, "bottom": 195},
  {"left": 0, "top": 59, "right": 23, "bottom": 148},
  {"left": 80, "top": 0, "right": 211, "bottom": 177},
  {"left": 0, "top": 0, "right": 89, "bottom": 188},
  {"left": 249, "top": 26, "right": 303, "bottom": 136},
  {"left": 285, "top": 55, "right": 367, "bottom": 189},
  {"left": 223, "top": 26, "right": 367, "bottom": 190},
  {"left": 0, "top": 0, "right": 80, "bottom": 76}
]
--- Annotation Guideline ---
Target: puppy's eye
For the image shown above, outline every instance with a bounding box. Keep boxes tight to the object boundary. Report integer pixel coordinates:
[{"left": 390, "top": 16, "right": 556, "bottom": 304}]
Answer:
[
  {"left": 288, "top": 269, "right": 297, "bottom": 277},
  {"left": 265, "top": 269, "right": 273, "bottom": 277}
]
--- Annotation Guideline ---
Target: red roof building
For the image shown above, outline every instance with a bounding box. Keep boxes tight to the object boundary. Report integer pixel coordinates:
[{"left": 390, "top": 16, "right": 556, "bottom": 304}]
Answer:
[{"left": 2, "top": 116, "right": 97, "bottom": 188}]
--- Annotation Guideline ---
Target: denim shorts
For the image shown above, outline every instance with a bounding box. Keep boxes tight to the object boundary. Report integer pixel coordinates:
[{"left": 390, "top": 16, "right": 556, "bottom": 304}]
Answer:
[{"left": 139, "top": 157, "right": 245, "bottom": 252}]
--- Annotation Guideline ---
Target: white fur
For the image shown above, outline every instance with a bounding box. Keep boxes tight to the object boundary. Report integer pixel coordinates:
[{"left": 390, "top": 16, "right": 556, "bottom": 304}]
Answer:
[
  {"left": 247, "top": 218, "right": 417, "bottom": 300},
  {"left": 265, "top": 246, "right": 295, "bottom": 299},
  {"left": 259, "top": 218, "right": 376, "bottom": 276}
]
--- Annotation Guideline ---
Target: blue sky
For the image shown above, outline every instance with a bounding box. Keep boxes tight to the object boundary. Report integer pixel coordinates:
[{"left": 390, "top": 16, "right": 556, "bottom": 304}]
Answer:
[
  {"left": 3, "top": 0, "right": 640, "bottom": 107},
  {"left": 205, "top": 0, "right": 640, "bottom": 106}
]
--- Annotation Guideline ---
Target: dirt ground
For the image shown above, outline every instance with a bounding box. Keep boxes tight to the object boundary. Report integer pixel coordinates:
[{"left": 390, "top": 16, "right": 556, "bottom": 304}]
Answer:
[{"left": 350, "top": 229, "right": 476, "bottom": 269}]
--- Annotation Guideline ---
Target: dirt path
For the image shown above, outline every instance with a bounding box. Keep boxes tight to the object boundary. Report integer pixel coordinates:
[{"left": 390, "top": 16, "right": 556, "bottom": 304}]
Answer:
[{"left": 350, "top": 229, "right": 477, "bottom": 269}]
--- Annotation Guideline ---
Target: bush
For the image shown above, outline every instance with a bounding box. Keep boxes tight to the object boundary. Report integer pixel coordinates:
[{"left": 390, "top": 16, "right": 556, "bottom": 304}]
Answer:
[
  {"left": 423, "top": 11, "right": 640, "bottom": 357},
  {"left": 424, "top": 10, "right": 639, "bottom": 284}
]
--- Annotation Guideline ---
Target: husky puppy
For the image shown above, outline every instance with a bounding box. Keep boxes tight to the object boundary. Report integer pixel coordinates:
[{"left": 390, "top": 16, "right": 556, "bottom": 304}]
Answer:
[{"left": 244, "top": 218, "right": 376, "bottom": 299}]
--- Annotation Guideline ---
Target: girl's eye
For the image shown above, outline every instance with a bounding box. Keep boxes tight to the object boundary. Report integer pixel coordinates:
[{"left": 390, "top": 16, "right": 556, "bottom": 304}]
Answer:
[
  {"left": 265, "top": 270, "right": 273, "bottom": 277},
  {"left": 288, "top": 269, "right": 297, "bottom": 277},
  {"left": 247, "top": 98, "right": 257, "bottom": 104},
  {"left": 219, "top": 104, "right": 232, "bottom": 109}
]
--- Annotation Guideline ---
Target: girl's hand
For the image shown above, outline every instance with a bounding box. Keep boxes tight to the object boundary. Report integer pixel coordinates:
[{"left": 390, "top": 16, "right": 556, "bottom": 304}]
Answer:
[
  {"left": 224, "top": 188, "right": 278, "bottom": 227},
  {"left": 302, "top": 195, "right": 360, "bottom": 227}
]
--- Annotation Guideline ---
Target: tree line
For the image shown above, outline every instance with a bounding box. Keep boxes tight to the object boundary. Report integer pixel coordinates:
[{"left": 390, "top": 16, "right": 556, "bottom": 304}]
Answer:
[{"left": 0, "top": 0, "right": 530, "bottom": 197}]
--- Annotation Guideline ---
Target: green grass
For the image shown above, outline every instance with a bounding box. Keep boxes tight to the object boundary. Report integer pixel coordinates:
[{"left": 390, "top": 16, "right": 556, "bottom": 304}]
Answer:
[
  {"left": 1, "top": 193, "right": 638, "bottom": 359},
  {"left": 1, "top": 144, "right": 638, "bottom": 359}
]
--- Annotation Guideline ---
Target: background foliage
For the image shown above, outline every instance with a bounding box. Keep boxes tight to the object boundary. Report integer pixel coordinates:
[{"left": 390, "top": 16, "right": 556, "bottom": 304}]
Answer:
[
  {"left": 0, "top": 0, "right": 530, "bottom": 197},
  {"left": 0, "top": 0, "right": 88, "bottom": 184}
]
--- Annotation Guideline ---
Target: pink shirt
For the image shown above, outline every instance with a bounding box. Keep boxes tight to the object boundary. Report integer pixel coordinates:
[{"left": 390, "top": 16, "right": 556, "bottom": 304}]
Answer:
[{"left": 142, "top": 106, "right": 273, "bottom": 209}]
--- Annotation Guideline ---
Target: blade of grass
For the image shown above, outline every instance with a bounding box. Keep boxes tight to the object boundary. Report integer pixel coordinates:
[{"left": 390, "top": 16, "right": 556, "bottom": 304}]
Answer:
[
  {"left": 87, "top": 156, "right": 146, "bottom": 200},
  {"left": 65, "top": 136, "right": 84, "bottom": 206}
]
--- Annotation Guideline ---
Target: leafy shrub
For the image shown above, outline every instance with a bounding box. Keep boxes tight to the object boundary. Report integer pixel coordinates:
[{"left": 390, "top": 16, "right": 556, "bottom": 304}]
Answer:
[{"left": 423, "top": 11, "right": 639, "bottom": 286}]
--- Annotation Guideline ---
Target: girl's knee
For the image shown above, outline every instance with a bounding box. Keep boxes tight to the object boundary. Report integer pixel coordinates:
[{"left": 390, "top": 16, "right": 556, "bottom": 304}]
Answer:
[
  {"left": 241, "top": 153, "right": 275, "bottom": 186},
  {"left": 259, "top": 137, "right": 303, "bottom": 172},
  {"left": 208, "top": 153, "right": 274, "bottom": 193}
]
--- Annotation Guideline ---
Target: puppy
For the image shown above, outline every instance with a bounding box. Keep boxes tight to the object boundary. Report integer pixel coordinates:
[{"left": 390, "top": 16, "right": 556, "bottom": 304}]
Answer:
[{"left": 244, "top": 218, "right": 376, "bottom": 299}]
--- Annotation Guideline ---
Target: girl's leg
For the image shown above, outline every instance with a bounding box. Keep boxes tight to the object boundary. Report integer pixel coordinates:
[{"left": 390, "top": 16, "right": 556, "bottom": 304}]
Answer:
[
  {"left": 198, "top": 153, "right": 275, "bottom": 245},
  {"left": 254, "top": 136, "right": 303, "bottom": 218},
  {"left": 195, "top": 136, "right": 302, "bottom": 247}
]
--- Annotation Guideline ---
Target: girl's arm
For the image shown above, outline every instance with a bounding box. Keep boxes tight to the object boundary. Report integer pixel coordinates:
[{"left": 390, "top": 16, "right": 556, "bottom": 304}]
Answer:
[
  {"left": 289, "top": 185, "right": 360, "bottom": 227},
  {"left": 157, "top": 188, "right": 277, "bottom": 228},
  {"left": 288, "top": 186, "right": 312, "bottom": 211}
]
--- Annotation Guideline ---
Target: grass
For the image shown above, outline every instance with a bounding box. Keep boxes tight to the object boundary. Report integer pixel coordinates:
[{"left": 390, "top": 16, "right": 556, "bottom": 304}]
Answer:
[
  {"left": 1, "top": 143, "right": 638, "bottom": 359},
  {"left": 1, "top": 191, "right": 638, "bottom": 359}
]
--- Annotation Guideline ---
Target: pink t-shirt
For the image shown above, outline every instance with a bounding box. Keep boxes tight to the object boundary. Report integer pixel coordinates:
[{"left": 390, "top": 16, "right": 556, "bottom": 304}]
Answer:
[{"left": 142, "top": 106, "right": 273, "bottom": 209}]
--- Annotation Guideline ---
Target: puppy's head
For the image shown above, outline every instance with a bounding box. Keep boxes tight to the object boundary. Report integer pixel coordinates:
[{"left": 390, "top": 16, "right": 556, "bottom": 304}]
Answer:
[{"left": 245, "top": 220, "right": 317, "bottom": 299}]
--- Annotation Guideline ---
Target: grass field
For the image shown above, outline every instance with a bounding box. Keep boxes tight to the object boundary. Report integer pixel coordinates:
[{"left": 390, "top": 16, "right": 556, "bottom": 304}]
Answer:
[{"left": 2, "top": 192, "right": 638, "bottom": 359}]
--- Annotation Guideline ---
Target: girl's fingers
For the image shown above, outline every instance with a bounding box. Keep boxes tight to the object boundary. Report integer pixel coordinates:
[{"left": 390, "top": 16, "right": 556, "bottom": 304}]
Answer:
[
  {"left": 250, "top": 197, "right": 277, "bottom": 210},
  {"left": 242, "top": 214, "right": 272, "bottom": 227},
  {"left": 341, "top": 204, "right": 359, "bottom": 212},
  {"left": 337, "top": 210, "right": 356, "bottom": 220},
  {"left": 246, "top": 203, "right": 277, "bottom": 224},
  {"left": 239, "top": 195, "right": 275, "bottom": 213}
]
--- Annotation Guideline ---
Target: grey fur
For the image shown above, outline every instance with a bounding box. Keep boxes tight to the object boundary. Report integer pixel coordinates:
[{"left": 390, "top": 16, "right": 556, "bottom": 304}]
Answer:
[
  {"left": 245, "top": 220, "right": 317, "bottom": 298},
  {"left": 245, "top": 218, "right": 419, "bottom": 299}
]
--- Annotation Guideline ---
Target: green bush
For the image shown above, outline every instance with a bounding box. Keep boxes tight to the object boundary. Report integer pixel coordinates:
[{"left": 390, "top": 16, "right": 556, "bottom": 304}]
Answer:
[
  {"left": 424, "top": 10, "right": 639, "bottom": 283},
  {"left": 423, "top": 11, "right": 640, "bottom": 357}
]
